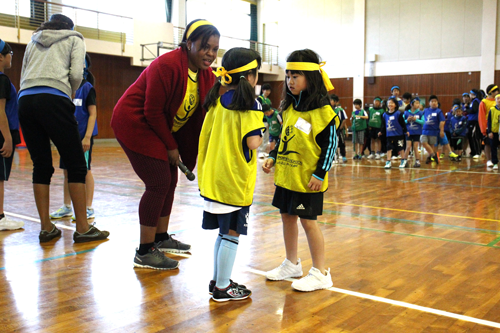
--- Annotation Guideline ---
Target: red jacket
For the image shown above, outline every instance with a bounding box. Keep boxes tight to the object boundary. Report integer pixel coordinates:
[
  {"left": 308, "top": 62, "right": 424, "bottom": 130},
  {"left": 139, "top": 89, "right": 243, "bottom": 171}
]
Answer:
[{"left": 111, "top": 47, "right": 215, "bottom": 170}]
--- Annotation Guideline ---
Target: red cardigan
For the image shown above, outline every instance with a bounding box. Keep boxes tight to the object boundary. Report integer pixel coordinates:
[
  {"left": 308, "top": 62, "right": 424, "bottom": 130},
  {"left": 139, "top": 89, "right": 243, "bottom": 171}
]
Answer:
[{"left": 111, "top": 47, "right": 215, "bottom": 170}]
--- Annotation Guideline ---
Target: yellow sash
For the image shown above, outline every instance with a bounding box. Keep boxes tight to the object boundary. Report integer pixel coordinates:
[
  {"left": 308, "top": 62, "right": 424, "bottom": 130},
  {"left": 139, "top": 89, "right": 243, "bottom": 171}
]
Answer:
[
  {"left": 274, "top": 104, "right": 338, "bottom": 193},
  {"left": 198, "top": 98, "right": 265, "bottom": 206}
]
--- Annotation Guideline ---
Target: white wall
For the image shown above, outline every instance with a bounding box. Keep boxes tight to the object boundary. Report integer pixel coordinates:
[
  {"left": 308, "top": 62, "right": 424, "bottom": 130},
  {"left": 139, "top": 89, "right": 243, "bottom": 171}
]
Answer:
[
  {"left": 258, "top": 0, "right": 358, "bottom": 78},
  {"left": 366, "top": 0, "right": 482, "bottom": 63}
]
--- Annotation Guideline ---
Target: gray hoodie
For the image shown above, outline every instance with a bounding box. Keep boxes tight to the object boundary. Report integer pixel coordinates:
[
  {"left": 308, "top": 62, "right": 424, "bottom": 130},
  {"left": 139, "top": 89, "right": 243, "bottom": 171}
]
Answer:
[{"left": 20, "top": 29, "right": 85, "bottom": 98}]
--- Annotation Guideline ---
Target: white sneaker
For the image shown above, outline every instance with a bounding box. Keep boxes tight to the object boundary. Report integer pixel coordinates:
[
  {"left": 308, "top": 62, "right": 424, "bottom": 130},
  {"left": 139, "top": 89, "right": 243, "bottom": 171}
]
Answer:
[
  {"left": 494, "top": 164, "right": 499, "bottom": 170},
  {"left": 367, "top": 154, "right": 375, "bottom": 159},
  {"left": 391, "top": 156, "right": 398, "bottom": 160},
  {"left": 375, "top": 153, "right": 380, "bottom": 160},
  {"left": 487, "top": 160, "right": 494, "bottom": 167},
  {"left": 472, "top": 155, "right": 480, "bottom": 159},
  {"left": 291, "top": 267, "right": 333, "bottom": 292},
  {"left": 0, "top": 216, "right": 24, "bottom": 231},
  {"left": 266, "top": 258, "right": 303, "bottom": 281}
]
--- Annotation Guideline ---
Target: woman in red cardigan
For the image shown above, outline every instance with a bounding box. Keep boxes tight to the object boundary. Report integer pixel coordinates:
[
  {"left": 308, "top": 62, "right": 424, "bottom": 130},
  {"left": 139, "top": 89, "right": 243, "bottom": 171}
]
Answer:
[{"left": 111, "top": 19, "right": 220, "bottom": 270}]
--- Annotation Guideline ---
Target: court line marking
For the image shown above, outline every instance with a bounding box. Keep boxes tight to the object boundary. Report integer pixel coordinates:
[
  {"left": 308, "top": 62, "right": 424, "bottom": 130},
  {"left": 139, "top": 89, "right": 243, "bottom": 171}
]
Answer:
[
  {"left": 246, "top": 268, "right": 500, "bottom": 329},
  {"left": 253, "top": 193, "right": 500, "bottom": 223},
  {"left": 333, "top": 162, "right": 494, "bottom": 175},
  {"left": 0, "top": 248, "right": 97, "bottom": 271},
  {"left": 5, "top": 212, "right": 76, "bottom": 230}
]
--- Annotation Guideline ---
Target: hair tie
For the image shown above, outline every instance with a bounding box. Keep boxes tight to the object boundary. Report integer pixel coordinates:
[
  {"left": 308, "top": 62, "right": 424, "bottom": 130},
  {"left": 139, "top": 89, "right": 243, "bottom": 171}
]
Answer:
[
  {"left": 286, "top": 61, "right": 334, "bottom": 91},
  {"left": 186, "top": 20, "right": 214, "bottom": 40},
  {"left": 213, "top": 59, "right": 258, "bottom": 86}
]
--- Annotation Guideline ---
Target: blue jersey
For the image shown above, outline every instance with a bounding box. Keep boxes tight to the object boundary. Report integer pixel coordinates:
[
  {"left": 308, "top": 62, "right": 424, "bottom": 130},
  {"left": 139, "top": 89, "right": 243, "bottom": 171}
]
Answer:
[
  {"left": 467, "top": 98, "right": 481, "bottom": 121},
  {"left": 73, "top": 81, "right": 98, "bottom": 139},
  {"left": 450, "top": 116, "right": 467, "bottom": 137},
  {"left": 0, "top": 72, "right": 19, "bottom": 131},
  {"left": 383, "top": 110, "right": 404, "bottom": 137},
  {"left": 404, "top": 110, "right": 423, "bottom": 136},
  {"left": 422, "top": 107, "right": 445, "bottom": 136},
  {"left": 444, "top": 110, "right": 453, "bottom": 132}
]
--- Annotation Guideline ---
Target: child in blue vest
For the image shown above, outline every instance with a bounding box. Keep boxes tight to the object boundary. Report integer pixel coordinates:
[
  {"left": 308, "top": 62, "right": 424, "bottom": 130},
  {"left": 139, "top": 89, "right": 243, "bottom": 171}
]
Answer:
[
  {"left": 199, "top": 47, "right": 263, "bottom": 302},
  {"left": 450, "top": 107, "right": 468, "bottom": 161},
  {"left": 263, "top": 49, "right": 339, "bottom": 292},
  {"left": 50, "top": 53, "right": 98, "bottom": 220},
  {"left": 403, "top": 97, "right": 424, "bottom": 167},
  {"left": 351, "top": 99, "right": 368, "bottom": 160},
  {"left": 379, "top": 97, "right": 408, "bottom": 168},
  {"left": 421, "top": 95, "right": 445, "bottom": 164},
  {"left": 0, "top": 40, "right": 23, "bottom": 231}
]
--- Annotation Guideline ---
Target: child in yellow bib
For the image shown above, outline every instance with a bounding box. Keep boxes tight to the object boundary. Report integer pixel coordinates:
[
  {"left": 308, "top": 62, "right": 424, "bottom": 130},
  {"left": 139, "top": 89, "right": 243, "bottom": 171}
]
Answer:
[
  {"left": 198, "top": 48, "right": 264, "bottom": 302},
  {"left": 263, "top": 49, "right": 339, "bottom": 292}
]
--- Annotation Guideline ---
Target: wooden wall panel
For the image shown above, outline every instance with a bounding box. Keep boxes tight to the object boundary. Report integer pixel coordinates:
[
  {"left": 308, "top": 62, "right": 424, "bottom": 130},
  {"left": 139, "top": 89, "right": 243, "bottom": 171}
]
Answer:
[{"left": 364, "top": 72, "right": 481, "bottom": 112}]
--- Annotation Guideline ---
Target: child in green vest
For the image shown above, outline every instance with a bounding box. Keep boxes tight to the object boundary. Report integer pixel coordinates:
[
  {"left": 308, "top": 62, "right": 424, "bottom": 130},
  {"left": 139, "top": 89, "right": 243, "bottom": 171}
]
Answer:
[
  {"left": 263, "top": 108, "right": 282, "bottom": 151},
  {"left": 487, "top": 94, "right": 500, "bottom": 169},
  {"left": 367, "top": 96, "right": 384, "bottom": 160},
  {"left": 351, "top": 99, "right": 368, "bottom": 160}
]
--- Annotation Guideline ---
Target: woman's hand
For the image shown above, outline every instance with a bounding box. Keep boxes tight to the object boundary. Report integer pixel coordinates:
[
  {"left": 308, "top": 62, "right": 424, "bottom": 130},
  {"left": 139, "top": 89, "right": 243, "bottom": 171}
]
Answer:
[
  {"left": 0, "top": 138, "right": 12, "bottom": 158},
  {"left": 307, "top": 176, "right": 322, "bottom": 191},
  {"left": 262, "top": 158, "right": 274, "bottom": 173},
  {"left": 167, "top": 148, "right": 180, "bottom": 166}
]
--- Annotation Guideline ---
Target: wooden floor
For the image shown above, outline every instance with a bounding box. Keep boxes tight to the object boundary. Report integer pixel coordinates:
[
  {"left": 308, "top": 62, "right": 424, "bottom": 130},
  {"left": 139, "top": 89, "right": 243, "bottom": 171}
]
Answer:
[{"left": 2, "top": 141, "right": 500, "bottom": 332}]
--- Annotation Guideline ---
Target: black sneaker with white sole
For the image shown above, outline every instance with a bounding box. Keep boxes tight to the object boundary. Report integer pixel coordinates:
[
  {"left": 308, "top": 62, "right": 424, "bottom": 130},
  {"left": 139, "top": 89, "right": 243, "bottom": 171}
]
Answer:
[
  {"left": 209, "top": 280, "right": 247, "bottom": 295},
  {"left": 39, "top": 224, "right": 62, "bottom": 243},
  {"left": 212, "top": 284, "right": 252, "bottom": 302},
  {"left": 134, "top": 246, "right": 179, "bottom": 270},
  {"left": 73, "top": 225, "right": 110, "bottom": 243}
]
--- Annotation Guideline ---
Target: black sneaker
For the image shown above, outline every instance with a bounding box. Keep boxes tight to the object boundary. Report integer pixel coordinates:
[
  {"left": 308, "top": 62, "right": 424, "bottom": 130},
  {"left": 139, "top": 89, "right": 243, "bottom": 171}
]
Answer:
[
  {"left": 413, "top": 160, "right": 421, "bottom": 168},
  {"left": 39, "top": 224, "right": 62, "bottom": 243},
  {"left": 73, "top": 225, "right": 110, "bottom": 243},
  {"left": 209, "top": 280, "right": 247, "bottom": 295},
  {"left": 431, "top": 154, "right": 439, "bottom": 164},
  {"left": 156, "top": 235, "right": 191, "bottom": 253},
  {"left": 212, "top": 284, "right": 252, "bottom": 302},
  {"left": 134, "top": 246, "right": 179, "bottom": 270},
  {"left": 425, "top": 156, "right": 432, "bottom": 164}
]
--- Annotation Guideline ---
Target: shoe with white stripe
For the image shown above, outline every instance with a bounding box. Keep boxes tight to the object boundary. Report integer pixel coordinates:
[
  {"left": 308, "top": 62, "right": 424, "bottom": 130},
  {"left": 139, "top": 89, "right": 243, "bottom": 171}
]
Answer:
[
  {"left": 291, "top": 267, "right": 333, "bottom": 292},
  {"left": 266, "top": 258, "right": 303, "bottom": 280}
]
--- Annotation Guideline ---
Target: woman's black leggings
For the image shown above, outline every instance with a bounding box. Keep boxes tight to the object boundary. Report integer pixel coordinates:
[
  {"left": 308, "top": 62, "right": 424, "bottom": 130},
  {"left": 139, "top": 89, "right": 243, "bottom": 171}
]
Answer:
[{"left": 19, "top": 94, "right": 87, "bottom": 185}]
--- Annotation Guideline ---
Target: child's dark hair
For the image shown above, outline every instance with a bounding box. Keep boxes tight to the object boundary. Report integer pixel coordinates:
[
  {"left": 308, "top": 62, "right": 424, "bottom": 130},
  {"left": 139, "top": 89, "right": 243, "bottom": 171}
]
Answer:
[
  {"left": 261, "top": 83, "right": 271, "bottom": 93},
  {"left": 180, "top": 19, "right": 220, "bottom": 52},
  {"left": 353, "top": 99, "right": 362, "bottom": 106},
  {"left": 203, "top": 47, "right": 261, "bottom": 111},
  {"left": 387, "top": 97, "right": 399, "bottom": 111},
  {"left": 402, "top": 92, "right": 412, "bottom": 100},
  {"left": 0, "top": 40, "right": 12, "bottom": 55},
  {"left": 329, "top": 94, "right": 339, "bottom": 102},
  {"left": 486, "top": 84, "right": 499, "bottom": 96},
  {"left": 470, "top": 89, "right": 481, "bottom": 99},
  {"left": 429, "top": 95, "right": 438, "bottom": 102},
  {"left": 280, "top": 49, "right": 329, "bottom": 111},
  {"left": 35, "top": 14, "right": 74, "bottom": 33},
  {"left": 452, "top": 98, "right": 461, "bottom": 107},
  {"left": 84, "top": 53, "right": 95, "bottom": 86}
]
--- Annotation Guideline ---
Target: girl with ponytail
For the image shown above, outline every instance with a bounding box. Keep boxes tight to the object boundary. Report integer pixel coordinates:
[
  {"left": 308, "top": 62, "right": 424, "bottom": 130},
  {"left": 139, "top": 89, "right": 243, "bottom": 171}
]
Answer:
[{"left": 198, "top": 47, "right": 264, "bottom": 302}]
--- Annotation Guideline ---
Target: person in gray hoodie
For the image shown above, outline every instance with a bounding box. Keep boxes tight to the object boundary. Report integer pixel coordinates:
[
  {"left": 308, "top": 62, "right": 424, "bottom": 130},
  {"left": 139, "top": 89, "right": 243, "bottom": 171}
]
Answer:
[{"left": 18, "top": 14, "right": 109, "bottom": 243}]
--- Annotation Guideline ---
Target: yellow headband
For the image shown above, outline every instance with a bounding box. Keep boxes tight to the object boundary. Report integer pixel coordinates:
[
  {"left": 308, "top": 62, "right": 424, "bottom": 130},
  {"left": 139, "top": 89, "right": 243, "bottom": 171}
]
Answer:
[
  {"left": 186, "top": 20, "right": 213, "bottom": 40},
  {"left": 213, "top": 60, "right": 258, "bottom": 86},
  {"left": 286, "top": 61, "right": 334, "bottom": 91},
  {"left": 495, "top": 94, "right": 500, "bottom": 99},
  {"left": 489, "top": 85, "right": 499, "bottom": 94}
]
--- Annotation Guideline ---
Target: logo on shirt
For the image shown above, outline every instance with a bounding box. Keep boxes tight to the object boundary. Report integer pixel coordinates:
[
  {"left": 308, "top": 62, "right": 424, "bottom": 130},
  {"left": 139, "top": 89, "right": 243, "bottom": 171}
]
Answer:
[{"left": 278, "top": 126, "right": 300, "bottom": 156}]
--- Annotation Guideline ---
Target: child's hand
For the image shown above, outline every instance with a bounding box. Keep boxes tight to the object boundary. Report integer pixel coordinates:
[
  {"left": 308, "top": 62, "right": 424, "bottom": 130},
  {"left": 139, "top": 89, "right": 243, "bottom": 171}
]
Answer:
[
  {"left": 406, "top": 132, "right": 410, "bottom": 137},
  {"left": 308, "top": 176, "right": 323, "bottom": 191},
  {"left": 440, "top": 131, "right": 445, "bottom": 138},
  {"left": 262, "top": 158, "right": 275, "bottom": 173},
  {"left": 489, "top": 133, "right": 494, "bottom": 139},
  {"left": 378, "top": 132, "right": 382, "bottom": 137}
]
